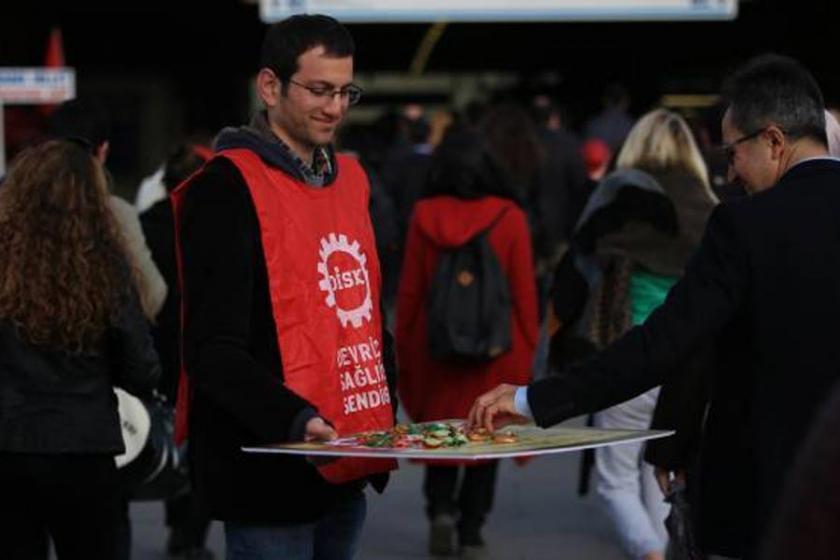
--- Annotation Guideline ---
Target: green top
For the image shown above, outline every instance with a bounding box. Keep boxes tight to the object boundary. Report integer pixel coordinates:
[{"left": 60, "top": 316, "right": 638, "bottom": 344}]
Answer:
[{"left": 629, "top": 269, "right": 678, "bottom": 326}]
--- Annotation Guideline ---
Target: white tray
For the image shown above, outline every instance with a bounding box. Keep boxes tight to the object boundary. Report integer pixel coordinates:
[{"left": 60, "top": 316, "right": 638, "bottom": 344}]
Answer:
[{"left": 243, "top": 423, "right": 673, "bottom": 461}]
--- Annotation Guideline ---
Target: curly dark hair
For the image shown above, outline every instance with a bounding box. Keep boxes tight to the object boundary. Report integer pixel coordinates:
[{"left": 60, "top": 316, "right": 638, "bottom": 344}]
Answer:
[{"left": 0, "top": 140, "right": 131, "bottom": 353}]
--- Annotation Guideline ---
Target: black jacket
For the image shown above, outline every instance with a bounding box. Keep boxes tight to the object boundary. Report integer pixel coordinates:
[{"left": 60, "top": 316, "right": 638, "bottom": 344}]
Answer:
[
  {"left": 179, "top": 125, "right": 396, "bottom": 524},
  {"left": 532, "top": 127, "right": 587, "bottom": 254},
  {"left": 0, "top": 293, "right": 160, "bottom": 454},
  {"left": 529, "top": 159, "right": 840, "bottom": 558},
  {"left": 140, "top": 199, "right": 181, "bottom": 401},
  {"left": 761, "top": 378, "right": 840, "bottom": 560}
]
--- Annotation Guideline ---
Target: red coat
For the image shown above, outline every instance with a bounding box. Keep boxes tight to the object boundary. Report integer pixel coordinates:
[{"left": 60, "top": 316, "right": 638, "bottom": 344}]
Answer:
[{"left": 396, "top": 195, "right": 539, "bottom": 423}]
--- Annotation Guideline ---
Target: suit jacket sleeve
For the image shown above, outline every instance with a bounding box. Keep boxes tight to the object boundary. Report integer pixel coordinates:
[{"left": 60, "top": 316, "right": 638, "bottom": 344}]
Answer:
[
  {"left": 529, "top": 203, "right": 749, "bottom": 427},
  {"left": 644, "top": 343, "right": 714, "bottom": 470}
]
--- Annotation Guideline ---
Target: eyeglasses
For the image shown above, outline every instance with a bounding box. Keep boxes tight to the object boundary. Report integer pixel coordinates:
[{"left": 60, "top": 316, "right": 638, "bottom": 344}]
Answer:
[
  {"left": 288, "top": 79, "right": 363, "bottom": 106},
  {"left": 720, "top": 127, "right": 769, "bottom": 164}
]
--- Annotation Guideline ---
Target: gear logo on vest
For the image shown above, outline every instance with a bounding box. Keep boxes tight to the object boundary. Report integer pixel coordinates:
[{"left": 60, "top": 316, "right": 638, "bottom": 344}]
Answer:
[{"left": 317, "top": 233, "right": 374, "bottom": 328}]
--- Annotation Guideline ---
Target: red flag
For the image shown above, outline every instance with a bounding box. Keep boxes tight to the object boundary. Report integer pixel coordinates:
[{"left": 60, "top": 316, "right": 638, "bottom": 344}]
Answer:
[
  {"left": 44, "top": 27, "right": 65, "bottom": 68},
  {"left": 40, "top": 27, "right": 65, "bottom": 116}
]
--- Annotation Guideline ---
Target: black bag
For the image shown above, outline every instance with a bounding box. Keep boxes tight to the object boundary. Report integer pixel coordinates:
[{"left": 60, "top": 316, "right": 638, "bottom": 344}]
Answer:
[
  {"left": 427, "top": 208, "right": 512, "bottom": 362},
  {"left": 664, "top": 480, "right": 706, "bottom": 560},
  {"left": 115, "top": 388, "right": 189, "bottom": 501}
]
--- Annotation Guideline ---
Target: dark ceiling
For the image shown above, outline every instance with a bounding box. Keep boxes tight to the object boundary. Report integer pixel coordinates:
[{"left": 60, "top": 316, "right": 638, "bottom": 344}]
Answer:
[
  {"left": 2, "top": 1, "right": 838, "bottom": 151},
  {"left": 2, "top": 1, "right": 837, "bottom": 81}
]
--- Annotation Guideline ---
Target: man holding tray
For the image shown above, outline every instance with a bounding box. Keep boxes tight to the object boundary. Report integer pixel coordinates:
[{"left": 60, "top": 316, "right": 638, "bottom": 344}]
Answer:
[{"left": 172, "top": 14, "right": 397, "bottom": 559}]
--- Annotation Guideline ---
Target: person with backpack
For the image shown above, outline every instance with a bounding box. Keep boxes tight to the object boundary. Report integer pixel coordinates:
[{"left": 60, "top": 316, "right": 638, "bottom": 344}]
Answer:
[{"left": 396, "top": 130, "right": 539, "bottom": 559}]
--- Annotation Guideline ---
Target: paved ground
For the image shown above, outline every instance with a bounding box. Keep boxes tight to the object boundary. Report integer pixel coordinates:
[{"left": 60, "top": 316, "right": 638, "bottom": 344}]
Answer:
[{"left": 127, "top": 419, "right": 629, "bottom": 560}]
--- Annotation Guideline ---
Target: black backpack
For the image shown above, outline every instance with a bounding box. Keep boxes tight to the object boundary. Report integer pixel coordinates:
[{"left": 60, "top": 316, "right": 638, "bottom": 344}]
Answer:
[{"left": 427, "top": 208, "right": 512, "bottom": 362}]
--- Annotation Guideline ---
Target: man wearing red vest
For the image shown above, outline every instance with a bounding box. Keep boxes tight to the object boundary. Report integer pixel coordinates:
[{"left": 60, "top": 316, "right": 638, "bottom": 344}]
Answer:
[{"left": 172, "top": 15, "right": 397, "bottom": 559}]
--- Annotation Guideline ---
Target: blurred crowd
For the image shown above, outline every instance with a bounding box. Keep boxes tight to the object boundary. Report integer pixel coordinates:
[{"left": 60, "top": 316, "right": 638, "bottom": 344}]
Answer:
[{"left": 3, "top": 14, "right": 840, "bottom": 560}]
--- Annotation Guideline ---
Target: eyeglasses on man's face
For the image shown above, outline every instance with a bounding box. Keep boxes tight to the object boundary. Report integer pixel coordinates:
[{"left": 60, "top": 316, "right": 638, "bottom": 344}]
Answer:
[
  {"left": 288, "top": 79, "right": 363, "bottom": 106},
  {"left": 720, "top": 127, "right": 770, "bottom": 164}
]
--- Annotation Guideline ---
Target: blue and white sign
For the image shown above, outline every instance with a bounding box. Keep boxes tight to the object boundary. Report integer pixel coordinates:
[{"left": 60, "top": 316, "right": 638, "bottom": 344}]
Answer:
[
  {"left": 0, "top": 68, "right": 76, "bottom": 105},
  {"left": 260, "top": 0, "right": 738, "bottom": 23}
]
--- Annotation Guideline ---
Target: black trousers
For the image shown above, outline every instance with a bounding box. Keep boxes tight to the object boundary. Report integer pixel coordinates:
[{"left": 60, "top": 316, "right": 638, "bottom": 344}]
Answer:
[
  {"left": 423, "top": 461, "right": 499, "bottom": 543},
  {"left": 0, "top": 452, "right": 121, "bottom": 560},
  {"left": 165, "top": 490, "right": 211, "bottom": 552}
]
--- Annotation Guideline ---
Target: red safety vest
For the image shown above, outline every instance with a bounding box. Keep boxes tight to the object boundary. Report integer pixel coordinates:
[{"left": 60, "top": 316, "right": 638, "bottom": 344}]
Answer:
[{"left": 172, "top": 148, "right": 396, "bottom": 484}]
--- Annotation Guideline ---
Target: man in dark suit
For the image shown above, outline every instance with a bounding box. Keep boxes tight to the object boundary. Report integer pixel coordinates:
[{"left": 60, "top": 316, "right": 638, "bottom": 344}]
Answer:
[{"left": 468, "top": 54, "right": 840, "bottom": 559}]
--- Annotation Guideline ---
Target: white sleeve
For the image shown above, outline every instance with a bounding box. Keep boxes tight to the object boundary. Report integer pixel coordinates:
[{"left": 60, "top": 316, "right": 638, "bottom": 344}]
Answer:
[
  {"left": 514, "top": 386, "right": 534, "bottom": 418},
  {"left": 109, "top": 196, "right": 168, "bottom": 320}
]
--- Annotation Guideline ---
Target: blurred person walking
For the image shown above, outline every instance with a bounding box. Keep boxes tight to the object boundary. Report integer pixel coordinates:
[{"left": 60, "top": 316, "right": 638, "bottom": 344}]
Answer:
[
  {"left": 140, "top": 143, "right": 214, "bottom": 559},
  {"left": 548, "top": 109, "right": 717, "bottom": 560},
  {"left": 584, "top": 83, "right": 635, "bottom": 153},
  {"left": 49, "top": 98, "right": 168, "bottom": 321},
  {"left": 527, "top": 96, "right": 589, "bottom": 258},
  {"left": 396, "top": 131, "right": 539, "bottom": 559},
  {"left": 480, "top": 104, "right": 548, "bottom": 269}
]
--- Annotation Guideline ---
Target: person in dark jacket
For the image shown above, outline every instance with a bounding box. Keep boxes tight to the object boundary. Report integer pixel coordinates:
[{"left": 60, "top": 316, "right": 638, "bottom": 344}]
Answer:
[
  {"left": 584, "top": 83, "right": 635, "bottom": 154},
  {"left": 527, "top": 97, "right": 589, "bottom": 259},
  {"left": 140, "top": 142, "right": 213, "bottom": 559},
  {"left": 380, "top": 107, "right": 433, "bottom": 245},
  {"left": 173, "top": 14, "right": 397, "bottom": 559},
  {"left": 469, "top": 54, "right": 840, "bottom": 559},
  {"left": 0, "top": 140, "right": 160, "bottom": 559},
  {"left": 141, "top": 143, "right": 210, "bottom": 411}
]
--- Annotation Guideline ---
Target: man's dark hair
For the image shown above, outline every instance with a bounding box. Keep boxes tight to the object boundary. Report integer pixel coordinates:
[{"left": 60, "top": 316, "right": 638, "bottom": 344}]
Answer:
[
  {"left": 260, "top": 14, "right": 354, "bottom": 88},
  {"left": 47, "top": 98, "right": 111, "bottom": 150},
  {"left": 723, "top": 54, "right": 827, "bottom": 146},
  {"left": 162, "top": 143, "right": 211, "bottom": 193},
  {"left": 424, "top": 129, "right": 523, "bottom": 206}
]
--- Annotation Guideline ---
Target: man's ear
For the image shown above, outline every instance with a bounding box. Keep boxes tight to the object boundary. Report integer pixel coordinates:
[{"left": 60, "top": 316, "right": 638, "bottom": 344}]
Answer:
[
  {"left": 256, "top": 68, "right": 282, "bottom": 108},
  {"left": 95, "top": 140, "right": 109, "bottom": 164},
  {"left": 766, "top": 125, "right": 787, "bottom": 161}
]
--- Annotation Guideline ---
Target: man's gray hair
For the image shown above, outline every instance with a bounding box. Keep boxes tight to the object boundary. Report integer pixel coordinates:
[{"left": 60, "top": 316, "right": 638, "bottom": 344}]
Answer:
[{"left": 723, "top": 54, "right": 827, "bottom": 146}]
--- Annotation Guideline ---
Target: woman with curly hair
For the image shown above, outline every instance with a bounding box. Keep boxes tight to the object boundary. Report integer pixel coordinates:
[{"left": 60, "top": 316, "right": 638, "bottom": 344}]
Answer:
[{"left": 0, "top": 140, "right": 160, "bottom": 559}]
